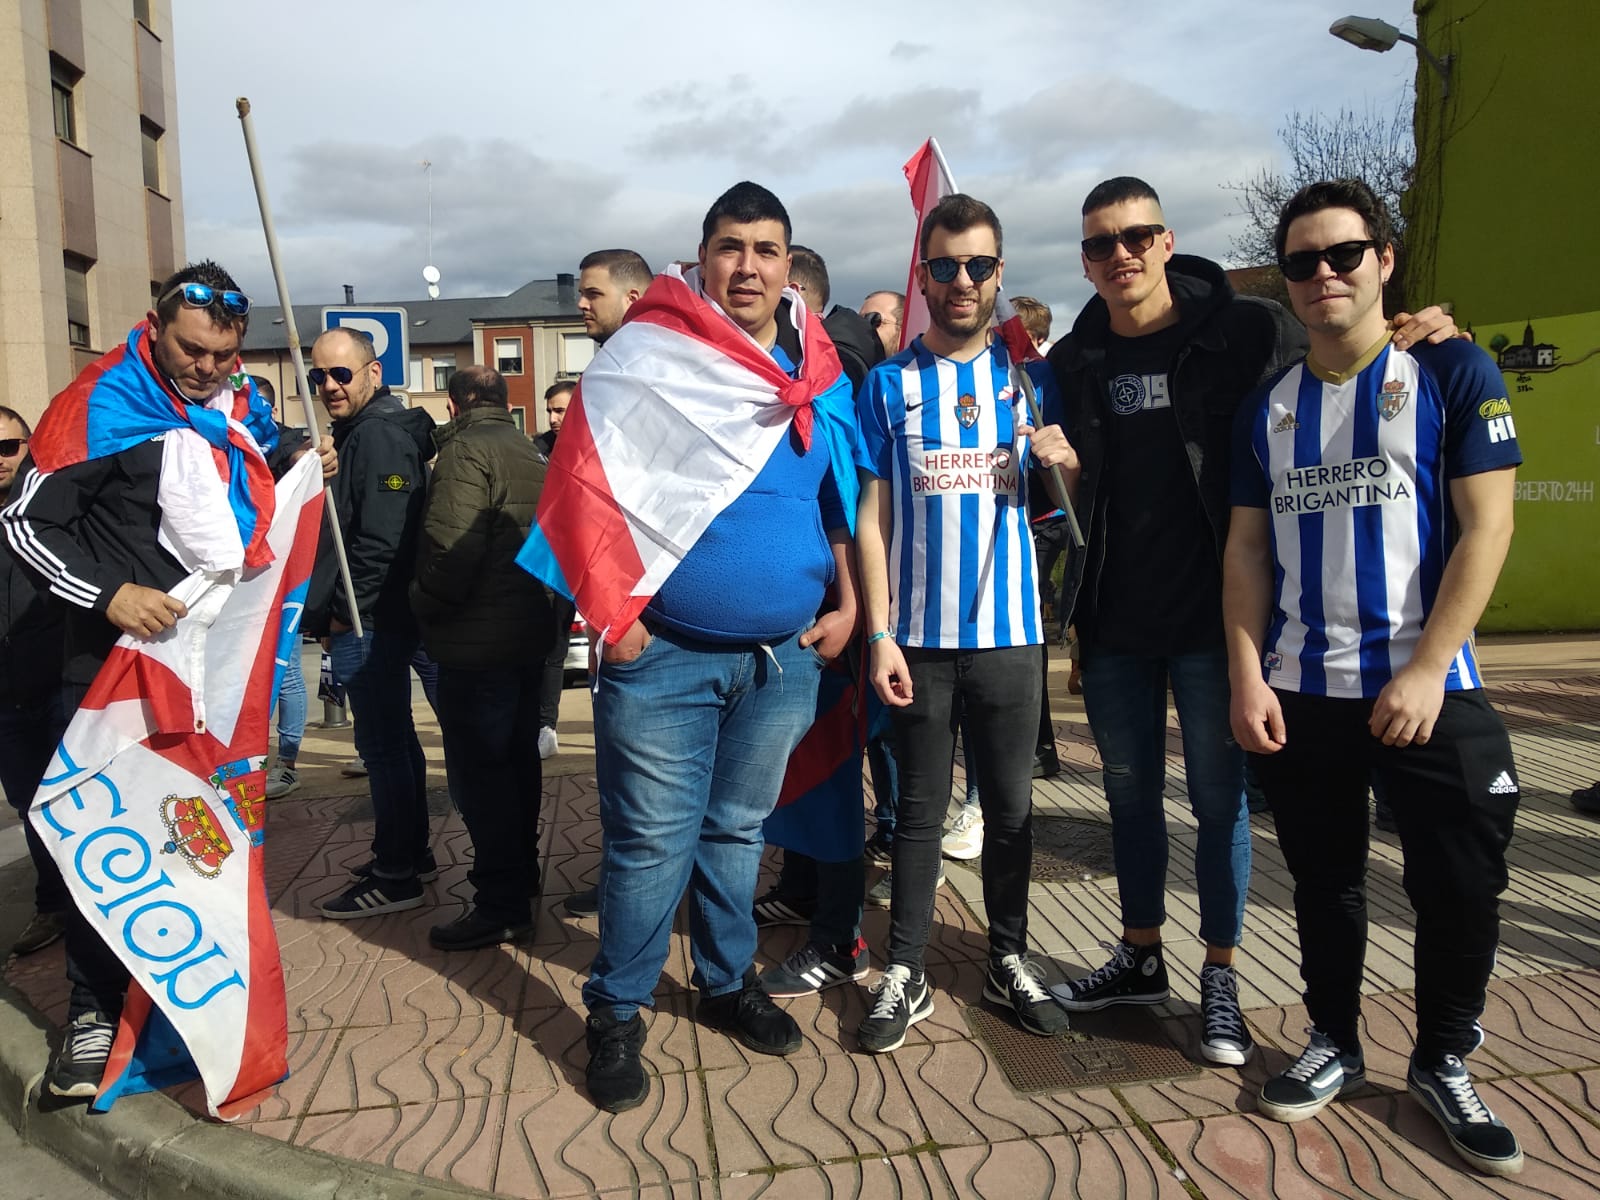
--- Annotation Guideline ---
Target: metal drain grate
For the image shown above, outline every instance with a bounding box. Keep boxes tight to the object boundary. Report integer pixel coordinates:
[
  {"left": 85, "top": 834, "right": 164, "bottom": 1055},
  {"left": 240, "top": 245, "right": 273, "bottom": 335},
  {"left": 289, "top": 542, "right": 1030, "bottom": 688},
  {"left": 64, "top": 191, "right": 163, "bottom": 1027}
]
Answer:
[
  {"left": 979, "top": 813, "right": 1116, "bottom": 882},
  {"left": 963, "top": 1003, "right": 1199, "bottom": 1093}
]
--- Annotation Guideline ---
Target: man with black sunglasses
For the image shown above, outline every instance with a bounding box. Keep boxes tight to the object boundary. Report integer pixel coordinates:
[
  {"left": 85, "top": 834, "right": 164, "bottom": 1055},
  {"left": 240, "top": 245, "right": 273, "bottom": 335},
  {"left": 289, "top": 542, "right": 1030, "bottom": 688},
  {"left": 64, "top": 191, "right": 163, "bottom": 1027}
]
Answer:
[
  {"left": 1225, "top": 178, "right": 1523, "bottom": 1176},
  {"left": 302, "top": 325, "right": 438, "bottom": 921},
  {"left": 1044, "top": 177, "right": 1458, "bottom": 1069}
]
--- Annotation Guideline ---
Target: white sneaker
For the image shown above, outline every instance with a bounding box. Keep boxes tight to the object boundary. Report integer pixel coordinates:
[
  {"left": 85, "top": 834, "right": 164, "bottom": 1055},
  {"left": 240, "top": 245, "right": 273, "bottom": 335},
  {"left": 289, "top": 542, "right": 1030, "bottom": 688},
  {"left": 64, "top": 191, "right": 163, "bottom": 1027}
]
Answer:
[
  {"left": 265, "top": 765, "right": 300, "bottom": 799},
  {"left": 941, "top": 806, "right": 984, "bottom": 860},
  {"left": 341, "top": 758, "right": 368, "bottom": 777},
  {"left": 538, "top": 727, "right": 559, "bottom": 759}
]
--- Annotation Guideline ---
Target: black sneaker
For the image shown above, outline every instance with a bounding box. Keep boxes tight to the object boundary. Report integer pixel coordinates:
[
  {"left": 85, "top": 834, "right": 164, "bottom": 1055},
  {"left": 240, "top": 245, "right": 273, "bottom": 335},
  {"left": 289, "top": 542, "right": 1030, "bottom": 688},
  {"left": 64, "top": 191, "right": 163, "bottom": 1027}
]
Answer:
[
  {"left": 856, "top": 964, "right": 933, "bottom": 1053},
  {"left": 13, "top": 910, "right": 65, "bottom": 956},
  {"left": 562, "top": 885, "right": 599, "bottom": 918},
  {"left": 1258, "top": 1029, "right": 1366, "bottom": 1122},
  {"left": 48, "top": 1010, "right": 115, "bottom": 1098},
  {"left": 585, "top": 1008, "right": 648, "bottom": 1113},
  {"left": 1199, "top": 963, "right": 1256, "bottom": 1066},
  {"left": 751, "top": 887, "right": 816, "bottom": 928},
  {"left": 317, "top": 873, "right": 424, "bottom": 920},
  {"left": 1408, "top": 1053, "right": 1523, "bottom": 1176},
  {"left": 864, "top": 827, "right": 894, "bottom": 867},
  {"left": 1032, "top": 746, "right": 1061, "bottom": 779},
  {"left": 760, "top": 938, "right": 869, "bottom": 998},
  {"left": 1048, "top": 940, "right": 1169, "bottom": 1011},
  {"left": 352, "top": 849, "right": 440, "bottom": 883},
  {"left": 984, "top": 953, "right": 1070, "bottom": 1036},
  {"left": 428, "top": 907, "right": 534, "bottom": 951},
  {"left": 699, "top": 969, "right": 802, "bottom": 1055}
]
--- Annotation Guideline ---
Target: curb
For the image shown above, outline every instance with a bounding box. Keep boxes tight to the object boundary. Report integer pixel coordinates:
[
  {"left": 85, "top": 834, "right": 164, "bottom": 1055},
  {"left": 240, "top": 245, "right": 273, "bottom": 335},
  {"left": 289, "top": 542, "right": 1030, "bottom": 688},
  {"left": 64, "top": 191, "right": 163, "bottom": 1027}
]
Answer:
[{"left": 0, "top": 979, "right": 495, "bottom": 1200}]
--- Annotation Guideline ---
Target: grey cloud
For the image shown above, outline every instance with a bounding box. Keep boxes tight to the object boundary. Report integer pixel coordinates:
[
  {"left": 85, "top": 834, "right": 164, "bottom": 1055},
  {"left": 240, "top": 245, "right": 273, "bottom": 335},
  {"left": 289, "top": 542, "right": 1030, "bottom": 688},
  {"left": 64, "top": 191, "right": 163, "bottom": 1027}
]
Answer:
[
  {"left": 889, "top": 41, "right": 931, "bottom": 60},
  {"left": 805, "top": 88, "right": 981, "bottom": 154}
]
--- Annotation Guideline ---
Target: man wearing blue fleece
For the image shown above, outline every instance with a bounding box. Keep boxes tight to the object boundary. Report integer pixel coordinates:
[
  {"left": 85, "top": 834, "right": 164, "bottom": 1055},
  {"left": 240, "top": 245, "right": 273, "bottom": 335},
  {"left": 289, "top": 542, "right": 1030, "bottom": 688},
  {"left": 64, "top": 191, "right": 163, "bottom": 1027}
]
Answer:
[{"left": 581, "top": 182, "right": 861, "bottom": 1113}]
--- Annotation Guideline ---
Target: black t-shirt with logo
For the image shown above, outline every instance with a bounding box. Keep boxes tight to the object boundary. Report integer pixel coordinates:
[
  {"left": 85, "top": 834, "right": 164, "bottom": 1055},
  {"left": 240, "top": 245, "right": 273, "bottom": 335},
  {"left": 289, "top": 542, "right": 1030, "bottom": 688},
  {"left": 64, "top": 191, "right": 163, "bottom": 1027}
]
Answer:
[{"left": 1082, "top": 321, "right": 1223, "bottom": 657}]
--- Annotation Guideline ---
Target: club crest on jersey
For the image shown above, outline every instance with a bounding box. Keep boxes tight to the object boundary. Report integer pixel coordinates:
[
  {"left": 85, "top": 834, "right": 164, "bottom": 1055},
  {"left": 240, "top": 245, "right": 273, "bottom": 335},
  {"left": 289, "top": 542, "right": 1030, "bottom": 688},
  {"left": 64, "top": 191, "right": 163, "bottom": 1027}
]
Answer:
[
  {"left": 1271, "top": 408, "right": 1299, "bottom": 434},
  {"left": 1379, "top": 379, "right": 1409, "bottom": 422},
  {"left": 1265, "top": 651, "right": 1283, "bottom": 673},
  {"left": 955, "top": 394, "right": 981, "bottom": 428}
]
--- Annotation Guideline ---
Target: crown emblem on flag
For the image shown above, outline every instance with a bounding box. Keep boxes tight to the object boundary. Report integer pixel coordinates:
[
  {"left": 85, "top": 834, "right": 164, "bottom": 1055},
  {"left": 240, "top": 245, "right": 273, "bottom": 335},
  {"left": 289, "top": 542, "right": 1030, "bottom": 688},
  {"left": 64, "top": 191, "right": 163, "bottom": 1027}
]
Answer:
[
  {"left": 955, "top": 394, "right": 981, "bottom": 428},
  {"left": 160, "top": 793, "right": 235, "bottom": 879},
  {"left": 1379, "top": 378, "right": 1409, "bottom": 421},
  {"left": 211, "top": 758, "right": 267, "bottom": 847}
]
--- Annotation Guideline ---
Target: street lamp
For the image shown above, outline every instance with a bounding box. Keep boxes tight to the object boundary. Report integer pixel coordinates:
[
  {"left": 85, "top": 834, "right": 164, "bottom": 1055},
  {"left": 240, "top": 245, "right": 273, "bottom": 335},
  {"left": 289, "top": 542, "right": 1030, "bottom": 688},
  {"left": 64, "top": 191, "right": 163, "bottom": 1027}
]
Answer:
[{"left": 1329, "top": 15, "right": 1452, "bottom": 97}]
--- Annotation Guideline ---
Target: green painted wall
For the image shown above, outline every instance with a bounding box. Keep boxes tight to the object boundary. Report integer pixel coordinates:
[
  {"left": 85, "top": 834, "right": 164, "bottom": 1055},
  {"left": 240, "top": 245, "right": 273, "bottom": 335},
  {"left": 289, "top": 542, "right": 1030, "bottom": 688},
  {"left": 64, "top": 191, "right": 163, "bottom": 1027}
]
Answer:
[{"left": 1408, "top": 0, "right": 1600, "bottom": 630}]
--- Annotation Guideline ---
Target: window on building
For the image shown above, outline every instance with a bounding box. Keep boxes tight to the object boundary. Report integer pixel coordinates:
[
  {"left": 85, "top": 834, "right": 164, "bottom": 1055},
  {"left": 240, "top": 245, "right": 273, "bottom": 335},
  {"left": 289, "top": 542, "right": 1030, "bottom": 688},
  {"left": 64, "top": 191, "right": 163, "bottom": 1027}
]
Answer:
[
  {"left": 141, "top": 120, "right": 163, "bottom": 192},
  {"left": 494, "top": 336, "right": 524, "bottom": 375},
  {"left": 432, "top": 353, "right": 457, "bottom": 392},
  {"left": 510, "top": 408, "right": 526, "bottom": 433},
  {"left": 563, "top": 333, "right": 594, "bottom": 375},
  {"left": 64, "top": 254, "right": 92, "bottom": 348},
  {"left": 51, "top": 57, "right": 79, "bottom": 145},
  {"left": 134, "top": 0, "right": 153, "bottom": 27},
  {"left": 408, "top": 356, "right": 424, "bottom": 393}
]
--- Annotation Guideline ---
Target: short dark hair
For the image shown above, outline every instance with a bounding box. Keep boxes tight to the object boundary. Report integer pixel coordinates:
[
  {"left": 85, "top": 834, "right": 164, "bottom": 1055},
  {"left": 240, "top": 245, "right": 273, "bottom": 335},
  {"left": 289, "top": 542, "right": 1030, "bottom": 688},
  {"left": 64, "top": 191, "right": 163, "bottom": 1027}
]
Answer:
[
  {"left": 544, "top": 380, "right": 576, "bottom": 403},
  {"left": 919, "top": 194, "right": 1002, "bottom": 259},
  {"left": 154, "top": 260, "right": 250, "bottom": 333},
  {"left": 700, "top": 181, "right": 791, "bottom": 249},
  {"left": 1274, "top": 177, "right": 1394, "bottom": 260},
  {"left": 1009, "top": 296, "right": 1052, "bottom": 344},
  {"left": 0, "top": 405, "right": 31, "bottom": 437},
  {"left": 787, "top": 245, "right": 830, "bottom": 310},
  {"left": 1081, "top": 176, "right": 1162, "bottom": 217},
  {"left": 448, "top": 365, "right": 507, "bottom": 412},
  {"left": 578, "top": 249, "right": 654, "bottom": 293}
]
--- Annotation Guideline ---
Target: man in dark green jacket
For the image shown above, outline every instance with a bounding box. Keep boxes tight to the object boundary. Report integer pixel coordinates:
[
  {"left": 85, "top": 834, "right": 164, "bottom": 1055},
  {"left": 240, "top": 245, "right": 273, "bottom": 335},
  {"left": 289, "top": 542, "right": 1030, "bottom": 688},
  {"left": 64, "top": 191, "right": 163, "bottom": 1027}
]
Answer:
[{"left": 411, "top": 365, "right": 554, "bottom": 949}]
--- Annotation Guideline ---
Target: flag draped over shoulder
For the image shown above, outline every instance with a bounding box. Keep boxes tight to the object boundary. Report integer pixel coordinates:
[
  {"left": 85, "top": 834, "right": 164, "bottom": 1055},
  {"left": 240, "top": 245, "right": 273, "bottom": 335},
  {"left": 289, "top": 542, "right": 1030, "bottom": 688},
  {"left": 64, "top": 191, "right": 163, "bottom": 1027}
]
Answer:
[
  {"left": 516, "top": 264, "right": 855, "bottom": 643},
  {"left": 30, "top": 453, "right": 325, "bottom": 1119},
  {"left": 29, "top": 322, "right": 279, "bottom": 569}
]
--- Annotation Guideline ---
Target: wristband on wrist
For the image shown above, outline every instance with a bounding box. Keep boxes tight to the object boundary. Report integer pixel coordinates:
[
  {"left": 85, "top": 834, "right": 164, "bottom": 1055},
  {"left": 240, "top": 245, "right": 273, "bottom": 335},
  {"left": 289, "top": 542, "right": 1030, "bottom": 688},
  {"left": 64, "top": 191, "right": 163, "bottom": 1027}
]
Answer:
[{"left": 867, "top": 630, "right": 891, "bottom": 645}]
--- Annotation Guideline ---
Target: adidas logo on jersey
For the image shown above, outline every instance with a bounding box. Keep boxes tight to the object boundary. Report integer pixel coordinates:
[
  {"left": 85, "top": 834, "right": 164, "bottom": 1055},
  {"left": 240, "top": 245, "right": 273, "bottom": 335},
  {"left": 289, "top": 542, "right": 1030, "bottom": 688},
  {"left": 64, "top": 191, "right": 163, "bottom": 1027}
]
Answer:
[
  {"left": 1487, "top": 770, "right": 1518, "bottom": 795},
  {"left": 1272, "top": 410, "right": 1300, "bottom": 433}
]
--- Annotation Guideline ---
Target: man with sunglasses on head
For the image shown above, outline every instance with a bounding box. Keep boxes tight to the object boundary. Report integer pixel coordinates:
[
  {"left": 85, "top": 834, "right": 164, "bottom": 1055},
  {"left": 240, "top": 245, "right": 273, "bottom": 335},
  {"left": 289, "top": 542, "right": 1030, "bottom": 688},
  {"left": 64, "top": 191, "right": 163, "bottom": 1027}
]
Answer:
[
  {"left": 303, "top": 325, "right": 438, "bottom": 920},
  {"left": 1225, "top": 178, "right": 1522, "bottom": 1176},
  {"left": 1044, "top": 177, "right": 1458, "bottom": 1069},
  {"left": 0, "top": 261, "right": 297, "bottom": 1099},
  {"left": 854, "top": 193, "right": 1072, "bottom": 1052}
]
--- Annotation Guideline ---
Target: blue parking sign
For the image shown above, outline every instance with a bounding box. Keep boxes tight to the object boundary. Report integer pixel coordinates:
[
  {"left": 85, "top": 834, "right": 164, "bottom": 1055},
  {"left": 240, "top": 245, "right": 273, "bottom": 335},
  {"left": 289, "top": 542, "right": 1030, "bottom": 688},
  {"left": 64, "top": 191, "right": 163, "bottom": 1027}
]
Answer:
[{"left": 321, "top": 307, "right": 409, "bottom": 397}]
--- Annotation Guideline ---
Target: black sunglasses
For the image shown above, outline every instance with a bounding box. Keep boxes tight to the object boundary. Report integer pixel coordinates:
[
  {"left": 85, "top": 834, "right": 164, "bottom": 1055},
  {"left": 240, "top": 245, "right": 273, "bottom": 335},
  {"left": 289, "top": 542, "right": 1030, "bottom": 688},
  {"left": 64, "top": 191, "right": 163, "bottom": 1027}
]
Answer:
[
  {"left": 865, "top": 311, "right": 898, "bottom": 330},
  {"left": 923, "top": 255, "right": 999, "bottom": 284},
  {"left": 158, "top": 281, "right": 251, "bottom": 317},
  {"left": 0, "top": 438, "right": 27, "bottom": 456},
  {"left": 1081, "top": 224, "right": 1166, "bottom": 262},
  {"left": 1278, "top": 240, "right": 1377, "bottom": 282},
  {"left": 307, "top": 365, "right": 357, "bottom": 387}
]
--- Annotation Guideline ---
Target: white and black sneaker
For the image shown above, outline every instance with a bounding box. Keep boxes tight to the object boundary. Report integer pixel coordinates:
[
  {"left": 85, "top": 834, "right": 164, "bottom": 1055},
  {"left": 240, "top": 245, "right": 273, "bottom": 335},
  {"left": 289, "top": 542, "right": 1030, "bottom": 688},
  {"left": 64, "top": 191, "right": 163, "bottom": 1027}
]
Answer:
[
  {"left": 751, "top": 887, "right": 816, "bottom": 928},
  {"left": 48, "top": 1010, "right": 116, "bottom": 1098},
  {"left": 984, "top": 953, "right": 1069, "bottom": 1036},
  {"left": 856, "top": 965, "right": 933, "bottom": 1053},
  {"left": 760, "top": 938, "right": 869, "bottom": 998},
  {"left": 318, "top": 873, "right": 424, "bottom": 920},
  {"left": 1258, "top": 1028, "right": 1366, "bottom": 1122},
  {"left": 1408, "top": 1053, "right": 1523, "bottom": 1176},
  {"left": 1199, "top": 963, "right": 1256, "bottom": 1066},
  {"left": 1049, "top": 939, "right": 1169, "bottom": 1011}
]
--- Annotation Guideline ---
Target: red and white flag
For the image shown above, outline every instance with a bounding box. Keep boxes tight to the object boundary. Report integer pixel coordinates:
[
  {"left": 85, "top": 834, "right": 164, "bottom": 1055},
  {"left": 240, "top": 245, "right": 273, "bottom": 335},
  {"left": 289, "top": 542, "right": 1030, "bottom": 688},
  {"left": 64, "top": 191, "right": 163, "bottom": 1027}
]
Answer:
[
  {"left": 516, "top": 264, "right": 844, "bottom": 643},
  {"left": 30, "top": 452, "right": 325, "bottom": 1118}
]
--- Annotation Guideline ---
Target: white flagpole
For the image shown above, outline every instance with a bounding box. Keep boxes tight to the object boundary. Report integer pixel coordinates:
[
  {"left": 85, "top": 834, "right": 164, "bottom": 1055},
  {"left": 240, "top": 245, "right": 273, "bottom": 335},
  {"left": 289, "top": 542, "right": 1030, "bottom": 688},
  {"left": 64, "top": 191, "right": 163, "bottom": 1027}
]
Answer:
[{"left": 234, "top": 98, "right": 363, "bottom": 638}]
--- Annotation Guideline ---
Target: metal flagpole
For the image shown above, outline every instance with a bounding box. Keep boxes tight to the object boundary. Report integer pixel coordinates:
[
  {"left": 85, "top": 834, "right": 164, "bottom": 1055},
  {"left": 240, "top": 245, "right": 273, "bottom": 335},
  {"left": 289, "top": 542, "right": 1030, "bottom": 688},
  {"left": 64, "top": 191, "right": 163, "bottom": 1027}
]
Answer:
[{"left": 234, "top": 97, "right": 363, "bottom": 638}]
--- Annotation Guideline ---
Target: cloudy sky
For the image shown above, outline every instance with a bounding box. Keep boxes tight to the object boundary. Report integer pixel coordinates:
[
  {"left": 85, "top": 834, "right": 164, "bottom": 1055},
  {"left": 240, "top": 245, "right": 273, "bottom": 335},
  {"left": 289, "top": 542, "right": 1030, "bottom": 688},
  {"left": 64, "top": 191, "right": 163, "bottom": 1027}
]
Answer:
[{"left": 173, "top": 0, "right": 1417, "bottom": 328}]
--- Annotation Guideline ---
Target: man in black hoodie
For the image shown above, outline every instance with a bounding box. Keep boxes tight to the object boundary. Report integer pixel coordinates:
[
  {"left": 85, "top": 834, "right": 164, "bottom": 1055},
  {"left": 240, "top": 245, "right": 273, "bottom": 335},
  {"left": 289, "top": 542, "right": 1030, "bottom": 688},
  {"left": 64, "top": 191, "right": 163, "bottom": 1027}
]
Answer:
[
  {"left": 303, "top": 326, "right": 439, "bottom": 919},
  {"left": 1044, "top": 176, "right": 1455, "bottom": 1066}
]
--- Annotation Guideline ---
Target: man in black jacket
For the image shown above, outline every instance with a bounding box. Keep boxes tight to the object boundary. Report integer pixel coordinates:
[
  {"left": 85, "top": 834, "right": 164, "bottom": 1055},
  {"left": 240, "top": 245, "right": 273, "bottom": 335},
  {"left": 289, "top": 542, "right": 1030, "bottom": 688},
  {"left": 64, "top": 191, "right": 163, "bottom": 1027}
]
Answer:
[
  {"left": 412, "top": 366, "right": 552, "bottom": 949},
  {"left": 1045, "top": 177, "right": 1455, "bottom": 1067},
  {"left": 304, "top": 326, "right": 438, "bottom": 920}
]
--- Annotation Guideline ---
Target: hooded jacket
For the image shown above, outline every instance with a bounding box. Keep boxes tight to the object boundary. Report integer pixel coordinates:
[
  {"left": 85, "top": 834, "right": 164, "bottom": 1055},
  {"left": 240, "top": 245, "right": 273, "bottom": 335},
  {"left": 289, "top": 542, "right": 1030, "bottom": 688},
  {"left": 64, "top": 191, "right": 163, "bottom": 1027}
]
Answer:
[
  {"left": 303, "top": 388, "right": 436, "bottom": 635},
  {"left": 1046, "top": 254, "right": 1306, "bottom": 624}
]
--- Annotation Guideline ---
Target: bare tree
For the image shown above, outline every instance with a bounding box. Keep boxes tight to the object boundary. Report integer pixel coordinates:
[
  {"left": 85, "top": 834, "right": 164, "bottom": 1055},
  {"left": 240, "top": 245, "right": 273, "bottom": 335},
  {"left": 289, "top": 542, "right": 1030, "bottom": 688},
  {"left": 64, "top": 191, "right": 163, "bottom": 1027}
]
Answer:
[{"left": 1225, "top": 99, "right": 1414, "bottom": 273}]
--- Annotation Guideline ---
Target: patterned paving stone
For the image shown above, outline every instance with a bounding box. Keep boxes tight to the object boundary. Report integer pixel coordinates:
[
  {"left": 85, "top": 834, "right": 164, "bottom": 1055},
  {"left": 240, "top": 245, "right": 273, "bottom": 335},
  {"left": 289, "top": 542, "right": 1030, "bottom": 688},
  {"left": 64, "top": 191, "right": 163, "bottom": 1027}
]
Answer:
[
  {"left": 937, "top": 1129, "right": 1193, "bottom": 1200},
  {"left": 719, "top": 1150, "right": 952, "bottom": 1199},
  {"left": 293, "top": 1094, "right": 506, "bottom": 1193},
  {"left": 1476, "top": 968, "right": 1600, "bottom": 1073},
  {"left": 301, "top": 1013, "right": 518, "bottom": 1114}
]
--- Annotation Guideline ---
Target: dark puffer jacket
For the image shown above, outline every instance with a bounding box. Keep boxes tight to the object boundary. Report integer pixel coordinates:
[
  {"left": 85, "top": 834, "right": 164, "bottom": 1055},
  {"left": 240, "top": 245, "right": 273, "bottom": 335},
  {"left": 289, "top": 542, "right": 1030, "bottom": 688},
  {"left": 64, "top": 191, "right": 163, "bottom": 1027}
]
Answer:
[{"left": 409, "top": 404, "right": 553, "bottom": 669}]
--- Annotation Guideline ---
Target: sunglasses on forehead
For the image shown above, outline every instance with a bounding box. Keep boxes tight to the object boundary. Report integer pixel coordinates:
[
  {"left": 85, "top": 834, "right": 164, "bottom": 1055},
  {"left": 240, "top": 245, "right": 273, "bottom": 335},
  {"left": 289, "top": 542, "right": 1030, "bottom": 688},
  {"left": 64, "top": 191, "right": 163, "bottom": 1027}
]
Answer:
[
  {"left": 1278, "top": 240, "right": 1378, "bottom": 282},
  {"left": 0, "top": 438, "right": 28, "bottom": 456},
  {"left": 1080, "top": 224, "right": 1166, "bottom": 262},
  {"left": 158, "top": 281, "right": 251, "bottom": 317},
  {"left": 307, "top": 365, "right": 363, "bottom": 387},
  {"left": 922, "top": 255, "right": 999, "bottom": 284}
]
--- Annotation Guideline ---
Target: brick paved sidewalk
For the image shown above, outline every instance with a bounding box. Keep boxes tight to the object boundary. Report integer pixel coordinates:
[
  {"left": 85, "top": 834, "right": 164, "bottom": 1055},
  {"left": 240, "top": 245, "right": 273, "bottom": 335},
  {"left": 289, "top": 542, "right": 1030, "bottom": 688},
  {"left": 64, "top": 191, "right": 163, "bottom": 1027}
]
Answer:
[{"left": 5, "top": 636, "right": 1600, "bottom": 1198}]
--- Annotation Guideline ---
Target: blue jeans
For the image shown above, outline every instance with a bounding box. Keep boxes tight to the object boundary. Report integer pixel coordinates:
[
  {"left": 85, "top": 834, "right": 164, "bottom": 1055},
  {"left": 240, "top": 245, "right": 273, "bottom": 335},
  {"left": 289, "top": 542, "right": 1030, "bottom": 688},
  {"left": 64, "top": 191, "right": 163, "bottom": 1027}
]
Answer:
[
  {"left": 436, "top": 662, "right": 542, "bottom": 922},
  {"left": 583, "top": 625, "right": 824, "bottom": 1018},
  {"left": 329, "top": 624, "right": 428, "bottom": 878},
  {"left": 1079, "top": 644, "right": 1249, "bottom": 948},
  {"left": 275, "top": 640, "right": 307, "bottom": 764}
]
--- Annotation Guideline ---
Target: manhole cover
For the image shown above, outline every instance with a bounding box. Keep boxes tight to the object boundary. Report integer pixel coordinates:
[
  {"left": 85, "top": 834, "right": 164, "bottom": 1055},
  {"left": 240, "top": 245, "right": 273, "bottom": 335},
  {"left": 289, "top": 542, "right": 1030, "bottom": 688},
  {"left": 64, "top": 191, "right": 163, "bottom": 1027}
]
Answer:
[
  {"left": 338, "top": 786, "right": 454, "bottom": 823},
  {"left": 979, "top": 813, "right": 1115, "bottom": 882},
  {"left": 963, "top": 1003, "right": 1198, "bottom": 1093}
]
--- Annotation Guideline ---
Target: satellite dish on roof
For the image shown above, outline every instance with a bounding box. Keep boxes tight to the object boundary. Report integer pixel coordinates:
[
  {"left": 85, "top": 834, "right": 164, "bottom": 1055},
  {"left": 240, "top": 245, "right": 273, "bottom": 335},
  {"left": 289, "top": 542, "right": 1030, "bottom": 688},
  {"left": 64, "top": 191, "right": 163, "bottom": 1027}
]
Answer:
[
  {"left": 422, "top": 265, "right": 441, "bottom": 285},
  {"left": 427, "top": 283, "right": 440, "bottom": 300}
]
